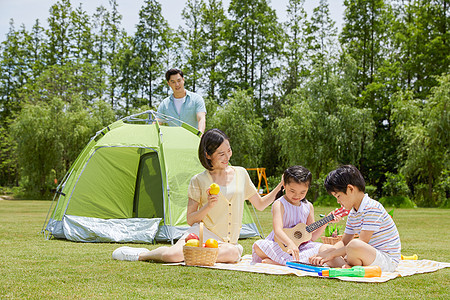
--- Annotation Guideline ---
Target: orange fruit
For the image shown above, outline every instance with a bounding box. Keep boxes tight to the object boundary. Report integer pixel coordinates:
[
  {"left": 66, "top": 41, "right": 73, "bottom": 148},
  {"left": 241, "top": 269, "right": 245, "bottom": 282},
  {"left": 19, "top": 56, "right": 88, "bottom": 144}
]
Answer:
[
  {"left": 205, "top": 238, "right": 218, "bottom": 248},
  {"left": 185, "top": 239, "right": 200, "bottom": 247},
  {"left": 209, "top": 183, "right": 220, "bottom": 195}
]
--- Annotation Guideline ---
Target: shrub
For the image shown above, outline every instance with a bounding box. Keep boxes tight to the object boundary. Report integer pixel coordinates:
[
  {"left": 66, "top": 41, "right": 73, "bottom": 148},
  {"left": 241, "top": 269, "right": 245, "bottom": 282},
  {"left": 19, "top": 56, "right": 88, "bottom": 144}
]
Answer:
[
  {"left": 378, "top": 196, "right": 416, "bottom": 208},
  {"left": 314, "top": 194, "right": 338, "bottom": 207},
  {"left": 382, "top": 172, "right": 410, "bottom": 197},
  {"left": 365, "top": 185, "right": 377, "bottom": 198},
  {"left": 266, "top": 175, "right": 282, "bottom": 195}
]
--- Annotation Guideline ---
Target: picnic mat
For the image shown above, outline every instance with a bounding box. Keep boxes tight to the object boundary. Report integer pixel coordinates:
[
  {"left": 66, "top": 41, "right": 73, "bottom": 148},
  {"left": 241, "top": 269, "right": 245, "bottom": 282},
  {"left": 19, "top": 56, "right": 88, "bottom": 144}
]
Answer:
[{"left": 166, "top": 255, "right": 450, "bottom": 283}]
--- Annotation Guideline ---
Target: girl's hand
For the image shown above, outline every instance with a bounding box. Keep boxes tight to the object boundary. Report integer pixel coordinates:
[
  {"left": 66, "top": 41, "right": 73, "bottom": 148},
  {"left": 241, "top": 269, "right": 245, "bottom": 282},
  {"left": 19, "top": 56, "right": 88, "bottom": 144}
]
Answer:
[
  {"left": 286, "top": 241, "right": 300, "bottom": 261},
  {"left": 206, "top": 188, "right": 219, "bottom": 208}
]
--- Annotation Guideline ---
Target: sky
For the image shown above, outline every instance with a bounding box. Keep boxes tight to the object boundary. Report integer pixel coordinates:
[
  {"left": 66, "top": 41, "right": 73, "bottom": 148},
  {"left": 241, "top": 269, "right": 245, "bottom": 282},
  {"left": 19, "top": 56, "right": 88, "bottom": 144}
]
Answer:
[{"left": 0, "top": 0, "right": 345, "bottom": 40}]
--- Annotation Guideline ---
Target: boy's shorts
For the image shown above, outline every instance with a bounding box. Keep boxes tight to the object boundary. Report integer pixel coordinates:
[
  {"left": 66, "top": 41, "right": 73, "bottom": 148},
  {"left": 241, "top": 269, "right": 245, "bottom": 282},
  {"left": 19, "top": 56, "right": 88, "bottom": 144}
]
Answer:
[
  {"left": 370, "top": 249, "right": 398, "bottom": 272},
  {"left": 181, "top": 223, "right": 243, "bottom": 258}
]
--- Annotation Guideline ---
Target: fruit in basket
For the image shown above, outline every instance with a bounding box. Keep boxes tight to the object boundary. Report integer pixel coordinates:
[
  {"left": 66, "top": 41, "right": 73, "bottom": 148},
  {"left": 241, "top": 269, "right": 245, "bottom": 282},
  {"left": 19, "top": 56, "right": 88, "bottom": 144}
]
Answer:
[
  {"left": 209, "top": 183, "right": 220, "bottom": 195},
  {"left": 205, "top": 238, "right": 219, "bottom": 248},
  {"left": 185, "top": 239, "right": 200, "bottom": 247},
  {"left": 185, "top": 233, "right": 200, "bottom": 242}
]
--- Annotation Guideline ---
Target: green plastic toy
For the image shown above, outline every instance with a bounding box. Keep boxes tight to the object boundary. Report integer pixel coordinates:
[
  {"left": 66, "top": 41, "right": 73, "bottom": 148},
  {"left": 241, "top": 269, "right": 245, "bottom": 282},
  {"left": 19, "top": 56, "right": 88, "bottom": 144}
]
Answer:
[{"left": 319, "top": 266, "right": 381, "bottom": 277}]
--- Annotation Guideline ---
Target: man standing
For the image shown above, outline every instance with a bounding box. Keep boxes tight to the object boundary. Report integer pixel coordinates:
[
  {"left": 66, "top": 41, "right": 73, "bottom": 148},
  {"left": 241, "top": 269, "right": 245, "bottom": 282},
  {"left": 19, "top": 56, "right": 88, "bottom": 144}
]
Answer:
[{"left": 157, "top": 69, "right": 206, "bottom": 133}]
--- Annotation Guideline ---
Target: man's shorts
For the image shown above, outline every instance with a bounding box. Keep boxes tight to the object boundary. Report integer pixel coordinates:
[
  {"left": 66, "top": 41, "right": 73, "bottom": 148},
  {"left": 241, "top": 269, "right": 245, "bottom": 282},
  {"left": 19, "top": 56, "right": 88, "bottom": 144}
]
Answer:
[
  {"left": 370, "top": 249, "right": 398, "bottom": 272},
  {"left": 181, "top": 223, "right": 243, "bottom": 258}
]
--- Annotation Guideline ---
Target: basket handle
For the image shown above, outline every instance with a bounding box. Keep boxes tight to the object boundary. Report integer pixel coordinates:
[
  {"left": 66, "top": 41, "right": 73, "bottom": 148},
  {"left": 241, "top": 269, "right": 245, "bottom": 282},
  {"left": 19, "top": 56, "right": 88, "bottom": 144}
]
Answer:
[{"left": 199, "top": 222, "right": 204, "bottom": 247}]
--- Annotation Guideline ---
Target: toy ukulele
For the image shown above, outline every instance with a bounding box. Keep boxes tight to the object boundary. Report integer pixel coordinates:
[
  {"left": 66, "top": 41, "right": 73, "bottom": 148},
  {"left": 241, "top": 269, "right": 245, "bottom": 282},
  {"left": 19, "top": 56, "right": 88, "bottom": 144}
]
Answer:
[{"left": 274, "top": 206, "right": 349, "bottom": 253}]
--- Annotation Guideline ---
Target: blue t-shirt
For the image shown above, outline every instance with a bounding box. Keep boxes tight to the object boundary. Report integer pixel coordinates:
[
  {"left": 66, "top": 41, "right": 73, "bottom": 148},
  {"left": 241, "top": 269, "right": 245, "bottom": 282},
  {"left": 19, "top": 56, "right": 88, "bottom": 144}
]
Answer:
[{"left": 157, "top": 90, "right": 206, "bottom": 129}]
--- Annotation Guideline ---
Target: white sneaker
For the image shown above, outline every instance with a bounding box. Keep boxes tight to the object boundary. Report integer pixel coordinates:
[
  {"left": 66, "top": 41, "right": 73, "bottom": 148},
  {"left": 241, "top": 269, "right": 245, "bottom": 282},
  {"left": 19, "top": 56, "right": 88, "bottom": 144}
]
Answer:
[{"left": 112, "top": 246, "right": 149, "bottom": 261}]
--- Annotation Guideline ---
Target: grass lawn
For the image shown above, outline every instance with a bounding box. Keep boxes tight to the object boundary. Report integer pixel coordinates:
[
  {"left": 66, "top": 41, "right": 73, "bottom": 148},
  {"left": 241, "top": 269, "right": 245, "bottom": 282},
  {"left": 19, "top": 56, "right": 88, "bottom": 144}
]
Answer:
[{"left": 1, "top": 200, "right": 449, "bottom": 299}]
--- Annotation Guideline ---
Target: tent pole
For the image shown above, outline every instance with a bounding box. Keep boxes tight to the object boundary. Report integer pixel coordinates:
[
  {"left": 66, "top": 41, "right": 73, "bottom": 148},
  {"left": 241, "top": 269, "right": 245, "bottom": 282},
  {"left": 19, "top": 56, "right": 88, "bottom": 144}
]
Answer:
[
  {"left": 40, "top": 187, "right": 60, "bottom": 236},
  {"left": 154, "top": 114, "right": 174, "bottom": 245},
  {"left": 250, "top": 202, "right": 265, "bottom": 239}
]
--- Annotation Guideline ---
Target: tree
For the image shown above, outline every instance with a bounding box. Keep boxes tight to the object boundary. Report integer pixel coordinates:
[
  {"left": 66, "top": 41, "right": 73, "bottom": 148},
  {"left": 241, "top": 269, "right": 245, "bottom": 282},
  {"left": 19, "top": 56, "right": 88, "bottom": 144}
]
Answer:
[
  {"left": 26, "top": 20, "right": 46, "bottom": 81},
  {"left": 11, "top": 61, "right": 115, "bottom": 197},
  {"left": 222, "top": 0, "right": 283, "bottom": 112},
  {"left": 0, "top": 20, "right": 45, "bottom": 187},
  {"left": 199, "top": 0, "right": 227, "bottom": 103},
  {"left": 340, "top": 0, "right": 399, "bottom": 190},
  {"left": 392, "top": 0, "right": 449, "bottom": 99},
  {"left": 68, "top": 3, "right": 94, "bottom": 63},
  {"left": 105, "top": 0, "right": 124, "bottom": 109},
  {"left": 20, "top": 62, "right": 105, "bottom": 105},
  {"left": 281, "top": 0, "right": 308, "bottom": 96},
  {"left": 275, "top": 56, "right": 374, "bottom": 200},
  {"left": 117, "top": 35, "right": 140, "bottom": 116},
  {"left": 181, "top": 0, "right": 204, "bottom": 93},
  {"left": 134, "top": 0, "right": 171, "bottom": 108},
  {"left": 0, "top": 121, "right": 18, "bottom": 187},
  {"left": 392, "top": 74, "right": 449, "bottom": 206},
  {"left": 304, "top": 0, "right": 338, "bottom": 86},
  {"left": 0, "top": 21, "right": 29, "bottom": 123},
  {"left": 207, "top": 90, "right": 263, "bottom": 168},
  {"left": 45, "top": 0, "right": 72, "bottom": 66},
  {"left": 11, "top": 96, "right": 114, "bottom": 197},
  {"left": 92, "top": 0, "right": 124, "bottom": 108}
]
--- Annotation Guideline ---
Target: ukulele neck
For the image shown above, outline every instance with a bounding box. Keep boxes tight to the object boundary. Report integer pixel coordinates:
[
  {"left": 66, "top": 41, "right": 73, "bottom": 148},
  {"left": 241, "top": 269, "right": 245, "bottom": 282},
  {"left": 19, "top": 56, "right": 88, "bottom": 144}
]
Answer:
[{"left": 305, "top": 214, "right": 335, "bottom": 233}]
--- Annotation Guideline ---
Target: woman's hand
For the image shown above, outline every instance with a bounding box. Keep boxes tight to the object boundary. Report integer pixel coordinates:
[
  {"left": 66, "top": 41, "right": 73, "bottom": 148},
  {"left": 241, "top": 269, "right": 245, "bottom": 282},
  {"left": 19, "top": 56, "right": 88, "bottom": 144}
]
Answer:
[{"left": 206, "top": 187, "right": 219, "bottom": 208}]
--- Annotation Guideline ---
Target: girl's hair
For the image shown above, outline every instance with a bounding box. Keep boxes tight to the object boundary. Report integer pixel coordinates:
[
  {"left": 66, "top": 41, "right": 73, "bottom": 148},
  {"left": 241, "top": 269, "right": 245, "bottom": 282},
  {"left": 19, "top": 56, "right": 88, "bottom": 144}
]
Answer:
[
  {"left": 276, "top": 165, "right": 312, "bottom": 200},
  {"left": 198, "top": 128, "right": 230, "bottom": 170}
]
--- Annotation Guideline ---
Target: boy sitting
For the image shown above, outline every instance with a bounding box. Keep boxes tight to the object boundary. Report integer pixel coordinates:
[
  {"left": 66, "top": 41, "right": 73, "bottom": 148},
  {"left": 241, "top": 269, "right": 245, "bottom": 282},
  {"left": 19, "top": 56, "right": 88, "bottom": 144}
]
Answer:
[{"left": 309, "top": 165, "right": 401, "bottom": 272}]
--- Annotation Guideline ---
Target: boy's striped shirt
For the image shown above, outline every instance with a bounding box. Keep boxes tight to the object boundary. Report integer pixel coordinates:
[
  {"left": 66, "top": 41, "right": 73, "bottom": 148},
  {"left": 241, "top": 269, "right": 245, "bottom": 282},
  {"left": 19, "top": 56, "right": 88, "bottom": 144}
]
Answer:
[{"left": 345, "top": 194, "right": 401, "bottom": 264}]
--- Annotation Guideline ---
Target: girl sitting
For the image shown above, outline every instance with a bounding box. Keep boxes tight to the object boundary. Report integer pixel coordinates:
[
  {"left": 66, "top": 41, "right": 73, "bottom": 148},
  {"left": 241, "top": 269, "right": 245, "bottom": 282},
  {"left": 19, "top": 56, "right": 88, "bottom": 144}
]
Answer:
[{"left": 252, "top": 166, "right": 340, "bottom": 265}]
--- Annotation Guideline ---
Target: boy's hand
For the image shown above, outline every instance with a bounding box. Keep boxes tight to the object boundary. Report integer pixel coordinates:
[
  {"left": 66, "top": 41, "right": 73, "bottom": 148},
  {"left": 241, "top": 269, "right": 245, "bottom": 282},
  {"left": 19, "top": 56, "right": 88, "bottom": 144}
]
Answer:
[
  {"left": 309, "top": 251, "right": 335, "bottom": 266},
  {"left": 330, "top": 212, "right": 342, "bottom": 223}
]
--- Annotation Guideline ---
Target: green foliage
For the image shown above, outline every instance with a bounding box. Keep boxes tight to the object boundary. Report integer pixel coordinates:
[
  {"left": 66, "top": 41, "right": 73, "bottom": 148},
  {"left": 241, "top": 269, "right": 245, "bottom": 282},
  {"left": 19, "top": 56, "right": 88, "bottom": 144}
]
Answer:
[
  {"left": 222, "top": 0, "right": 283, "bottom": 111},
  {"left": 314, "top": 195, "right": 337, "bottom": 207},
  {"left": 180, "top": 0, "right": 204, "bottom": 93},
  {"left": 266, "top": 175, "right": 282, "bottom": 195},
  {"left": 134, "top": 0, "right": 171, "bottom": 107},
  {"left": 281, "top": 0, "right": 308, "bottom": 95},
  {"left": 275, "top": 58, "right": 374, "bottom": 188},
  {"left": 392, "top": 74, "right": 449, "bottom": 206},
  {"left": 0, "top": 121, "right": 18, "bottom": 186},
  {"left": 382, "top": 172, "right": 410, "bottom": 197},
  {"left": 0, "top": 0, "right": 448, "bottom": 206},
  {"left": 365, "top": 185, "right": 377, "bottom": 199},
  {"left": 436, "top": 169, "right": 450, "bottom": 208},
  {"left": 378, "top": 196, "right": 416, "bottom": 209},
  {"left": 324, "top": 222, "right": 344, "bottom": 237},
  {"left": 11, "top": 96, "right": 114, "bottom": 197},
  {"left": 207, "top": 90, "right": 263, "bottom": 168}
]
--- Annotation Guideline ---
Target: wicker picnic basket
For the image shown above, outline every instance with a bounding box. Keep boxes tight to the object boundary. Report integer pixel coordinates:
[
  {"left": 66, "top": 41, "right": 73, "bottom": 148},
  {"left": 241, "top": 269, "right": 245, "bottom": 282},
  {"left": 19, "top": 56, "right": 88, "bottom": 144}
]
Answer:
[
  {"left": 183, "top": 222, "right": 219, "bottom": 266},
  {"left": 321, "top": 234, "right": 359, "bottom": 245},
  {"left": 321, "top": 235, "right": 343, "bottom": 245}
]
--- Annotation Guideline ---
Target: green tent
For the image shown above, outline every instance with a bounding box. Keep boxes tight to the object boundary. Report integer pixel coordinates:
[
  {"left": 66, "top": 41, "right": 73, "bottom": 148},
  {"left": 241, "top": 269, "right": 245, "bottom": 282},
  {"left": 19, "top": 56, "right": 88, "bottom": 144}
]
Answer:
[{"left": 43, "top": 111, "right": 260, "bottom": 243}]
